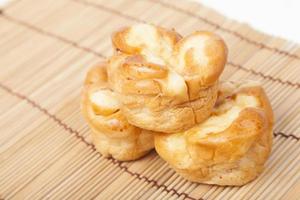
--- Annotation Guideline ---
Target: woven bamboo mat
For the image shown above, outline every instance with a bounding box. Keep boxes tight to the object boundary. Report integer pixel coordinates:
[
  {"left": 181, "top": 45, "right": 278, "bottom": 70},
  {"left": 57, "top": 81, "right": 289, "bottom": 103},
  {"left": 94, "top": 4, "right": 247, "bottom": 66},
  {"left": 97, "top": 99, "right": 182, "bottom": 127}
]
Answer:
[{"left": 1, "top": 0, "right": 300, "bottom": 199}]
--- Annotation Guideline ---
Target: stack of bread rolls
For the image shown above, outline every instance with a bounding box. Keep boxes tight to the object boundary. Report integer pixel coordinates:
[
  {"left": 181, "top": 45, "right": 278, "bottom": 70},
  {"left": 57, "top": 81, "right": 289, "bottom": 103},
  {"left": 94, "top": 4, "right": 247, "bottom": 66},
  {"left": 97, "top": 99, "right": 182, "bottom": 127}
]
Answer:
[{"left": 81, "top": 23, "right": 274, "bottom": 186}]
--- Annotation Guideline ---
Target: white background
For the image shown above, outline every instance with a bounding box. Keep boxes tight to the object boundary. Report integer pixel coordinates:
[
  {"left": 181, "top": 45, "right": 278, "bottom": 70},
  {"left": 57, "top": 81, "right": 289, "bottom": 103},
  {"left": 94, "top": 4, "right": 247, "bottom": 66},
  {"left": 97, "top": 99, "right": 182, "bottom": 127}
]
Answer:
[
  {"left": 197, "top": 0, "right": 300, "bottom": 43},
  {"left": 1, "top": 0, "right": 299, "bottom": 43}
]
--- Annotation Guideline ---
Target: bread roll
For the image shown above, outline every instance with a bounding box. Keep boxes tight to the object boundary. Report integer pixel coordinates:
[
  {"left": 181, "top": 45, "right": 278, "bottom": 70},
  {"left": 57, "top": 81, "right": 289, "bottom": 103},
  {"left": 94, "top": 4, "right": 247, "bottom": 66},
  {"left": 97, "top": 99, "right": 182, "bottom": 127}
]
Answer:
[
  {"left": 107, "top": 23, "right": 227, "bottom": 133},
  {"left": 155, "top": 81, "right": 274, "bottom": 185},
  {"left": 81, "top": 63, "right": 154, "bottom": 161}
]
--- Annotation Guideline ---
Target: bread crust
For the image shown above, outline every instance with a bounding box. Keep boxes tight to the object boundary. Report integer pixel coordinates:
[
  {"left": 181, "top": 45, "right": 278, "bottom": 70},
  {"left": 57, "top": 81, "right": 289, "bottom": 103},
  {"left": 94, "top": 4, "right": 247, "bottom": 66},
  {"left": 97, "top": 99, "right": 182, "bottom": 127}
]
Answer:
[
  {"left": 80, "top": 23, "right": 274, "bottom": 185},
  {"left": 81, "top": 63, "right": 154, "bottom": 161},
  {"left": 107, "top": 24, "right": 227, "bottom": 133},
  {"left": 154, "top": 81, "right": 274, "bottom": 185}
]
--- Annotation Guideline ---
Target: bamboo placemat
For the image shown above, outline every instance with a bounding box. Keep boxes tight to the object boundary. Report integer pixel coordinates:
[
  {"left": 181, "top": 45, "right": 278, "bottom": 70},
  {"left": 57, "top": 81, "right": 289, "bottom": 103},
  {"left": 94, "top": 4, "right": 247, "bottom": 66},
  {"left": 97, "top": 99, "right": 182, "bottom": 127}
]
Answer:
[{"left": 1, "top": 0, "right": 300, "bottom": 199}]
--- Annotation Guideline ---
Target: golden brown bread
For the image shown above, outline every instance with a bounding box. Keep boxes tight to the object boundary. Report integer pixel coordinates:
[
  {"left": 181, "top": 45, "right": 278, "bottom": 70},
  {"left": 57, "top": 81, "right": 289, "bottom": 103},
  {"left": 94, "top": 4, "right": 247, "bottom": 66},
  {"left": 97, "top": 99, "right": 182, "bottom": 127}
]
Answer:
[
  {"left": 80, "top": 23, "right": 275, "bottom": 186},
  {"left": 107, "top": 23, "right": 227, "bottom": 133},
  {"left": 154, "top": 81, "right": 274, "bottom": 185},
  {"left": 81, "top": 63, "right": 154, "bottom": 161}
]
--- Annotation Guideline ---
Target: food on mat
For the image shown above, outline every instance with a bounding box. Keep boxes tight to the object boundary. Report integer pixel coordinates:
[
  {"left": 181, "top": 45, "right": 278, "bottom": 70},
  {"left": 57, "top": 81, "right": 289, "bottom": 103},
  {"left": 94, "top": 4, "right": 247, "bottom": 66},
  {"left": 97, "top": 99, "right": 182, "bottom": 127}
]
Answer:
[
  {"left": 107, "top": 23, "right": 227, "bottom": 133},
  {"left": 81, "top": 23, "right": 274, "bottom": 186},
  {"left": 81, "top": 63, "right": 154, "bottom": 161},
  {"left": 155, "top": 81, "right": 274, "bottom": 186}
]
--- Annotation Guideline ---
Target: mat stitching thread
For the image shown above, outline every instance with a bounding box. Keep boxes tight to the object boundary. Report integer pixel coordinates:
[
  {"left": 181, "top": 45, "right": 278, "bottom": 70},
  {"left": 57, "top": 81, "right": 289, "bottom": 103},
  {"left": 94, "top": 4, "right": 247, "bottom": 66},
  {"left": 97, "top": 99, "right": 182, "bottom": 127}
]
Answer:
[
  {"left": 0, "top": 13, "right": 299, "bottom": 89},
  {"left": 0, "top": 83, "right": 200, "bottom": 200},
  {"left": 149, "top": 0, "right": 300, "bottom": 60},
  {"left": 1, "top": 83, "right": 299, "bottom": 200},
  {"left": 273, "top": 132, "right": 300, "bottom": 140},
  {"left": 75, "top": 0, "right": 141, "bottom": 23},
  {"left": 227, "top": 62, "right": 300, "bottom": 88},
  {"left": 1, "top": 14, "right": 103, "bottom": 58}
]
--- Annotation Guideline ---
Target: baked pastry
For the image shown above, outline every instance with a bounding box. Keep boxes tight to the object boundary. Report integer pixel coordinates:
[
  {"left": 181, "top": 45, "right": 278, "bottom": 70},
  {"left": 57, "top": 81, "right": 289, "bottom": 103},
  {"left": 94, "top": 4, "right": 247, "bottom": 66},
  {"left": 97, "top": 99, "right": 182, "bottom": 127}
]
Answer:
[
  {"left": 154, "top": 81, "right": 274, "bottom": 185},
  {"left": 107, "top": 23, "right": 227, "bottom": 133},
  {"left": 81, "top": 63, "right": 154, "bottom": 161}
]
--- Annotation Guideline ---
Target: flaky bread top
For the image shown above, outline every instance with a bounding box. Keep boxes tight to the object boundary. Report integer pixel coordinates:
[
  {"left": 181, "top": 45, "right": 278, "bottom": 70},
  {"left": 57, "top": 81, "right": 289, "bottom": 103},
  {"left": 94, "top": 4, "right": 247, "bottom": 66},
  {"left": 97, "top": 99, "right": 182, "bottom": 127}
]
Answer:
[
  {"left": 109, "top": 23, "right": 227, "bottom": 100},
  {"left": 155, "top": 81, "right": 273, "bottom": 168}
]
